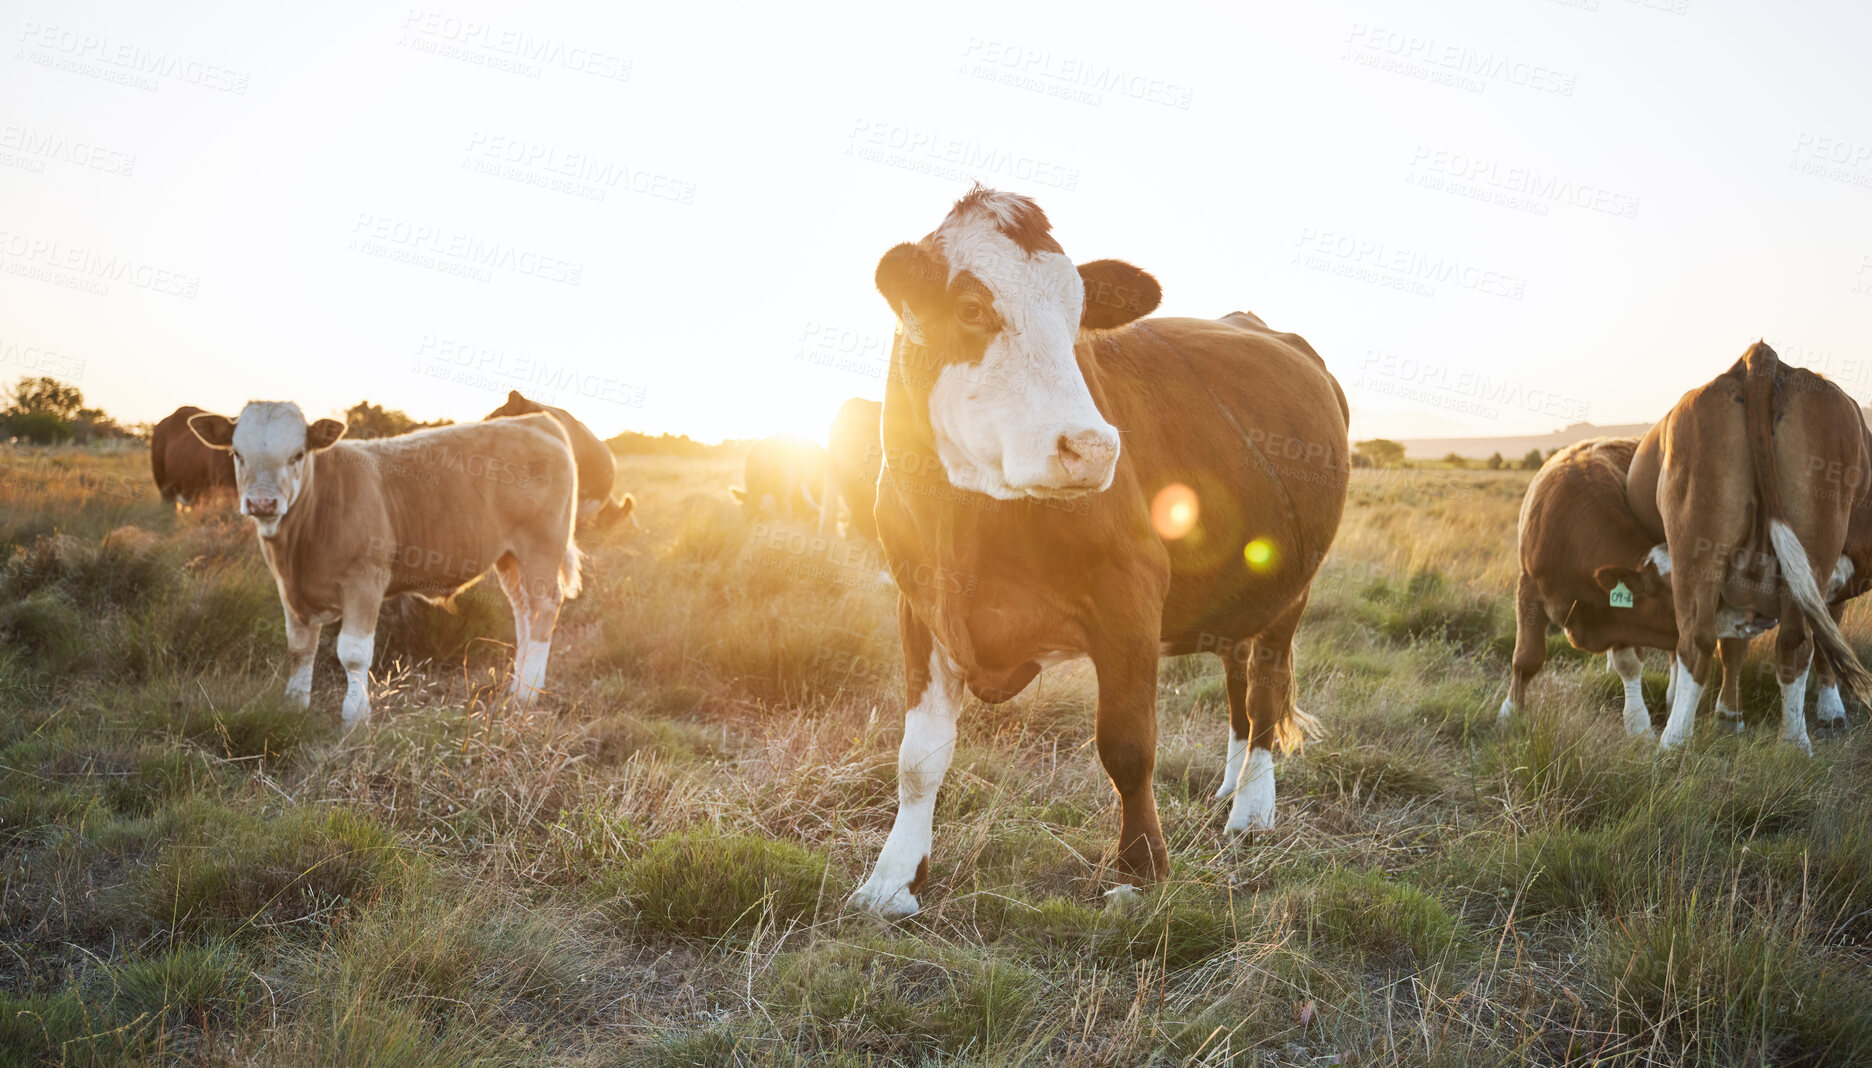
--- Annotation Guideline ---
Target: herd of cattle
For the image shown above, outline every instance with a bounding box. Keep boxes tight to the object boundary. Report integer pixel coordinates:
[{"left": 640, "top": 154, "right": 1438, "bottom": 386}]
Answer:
[{"left": 125, "top": 187, "right": 1864, "bottom": 921}]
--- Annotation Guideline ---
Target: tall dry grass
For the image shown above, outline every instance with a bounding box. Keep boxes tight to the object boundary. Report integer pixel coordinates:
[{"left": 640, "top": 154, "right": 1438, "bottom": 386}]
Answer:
[{"left": 1, "top": 446, "right": 1868, "bottom": 1066}]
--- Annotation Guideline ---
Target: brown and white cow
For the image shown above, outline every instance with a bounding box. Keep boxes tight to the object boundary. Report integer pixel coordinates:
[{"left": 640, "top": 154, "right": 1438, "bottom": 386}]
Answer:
[
  {"left": 189, "top": 402, "right": 582, "bottom": 727},
  {"left": 151, "top": 405, "right": 236, "bottom": 509},
  {"left": 484, "top": 391, "right": 635, "bottom": 530},
  {"left": 849, "top": 187, "right": 1349, "bottom": 916},
  {"left": 731, "top": 436, "right": 827, "bottom": 522},
  {"left": 820, "top": 397, "right": 884, "bottom": 541},
  {"left": 1624, "top": 342, "right": 1872, "bottom": 753},
  {"left": 1501, "top": 436, "right": 1750, "bottom": 735}
]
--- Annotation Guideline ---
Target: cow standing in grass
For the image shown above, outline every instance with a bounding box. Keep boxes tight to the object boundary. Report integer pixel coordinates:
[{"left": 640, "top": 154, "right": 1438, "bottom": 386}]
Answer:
[
  {"left": 1501, "top": 436, "right": 1752, "bottom": 735},
  {"left": 820, "top": 397, "right": 884, "bottom": 542},
  {"left": 484, "top": 390, "right": 635, "bottom": 530},
  {"left": 850, "top": 187, "right": 1350, "bottom": 916},
  {"left": 1623, "top": 343, "right": 1872, "bottom": 753},
  {"left": 150, "top": 405, "right": 236, "bottom": 509},
  {"left": 189, "top": 402, "right": 583, "bottom": 727},
  {"left": 732, "top": 436, "right": 827, "bottom": 522}
]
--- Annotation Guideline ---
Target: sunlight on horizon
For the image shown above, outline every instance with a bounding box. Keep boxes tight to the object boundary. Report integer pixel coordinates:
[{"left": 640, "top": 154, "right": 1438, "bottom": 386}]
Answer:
[{"left": 3, "top": 1, "right": 1870, "bottom": 445}]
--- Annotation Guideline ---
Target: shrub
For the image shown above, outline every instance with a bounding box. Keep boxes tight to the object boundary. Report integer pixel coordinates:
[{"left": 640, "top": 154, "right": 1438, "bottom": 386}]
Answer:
[{"left": 600, "top": 831, "right": 832, "bottom": 938}]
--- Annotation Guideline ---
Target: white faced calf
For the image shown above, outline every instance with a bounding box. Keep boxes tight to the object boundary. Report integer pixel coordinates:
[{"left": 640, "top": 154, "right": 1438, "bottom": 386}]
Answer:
[{"left": 191, "top": 402, "right": 583, "bottom": 727}]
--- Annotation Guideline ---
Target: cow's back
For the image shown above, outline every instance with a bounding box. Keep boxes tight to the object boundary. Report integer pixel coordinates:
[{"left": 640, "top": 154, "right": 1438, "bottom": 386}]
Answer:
[
  {"left": 1089, "top": 313, "right": 1351, "bottom": 643},
  {"left": 151, "top": 405, "right": 235, "bottom": 504},
  {"left": 266, "top": 415, "right": 579, "bottom": 614},
  {"left": 536, "top": 402, "right": 615, "bottom": 504}
]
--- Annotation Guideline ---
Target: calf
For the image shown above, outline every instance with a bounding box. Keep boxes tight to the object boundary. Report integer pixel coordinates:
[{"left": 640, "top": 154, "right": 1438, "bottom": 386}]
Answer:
[
  {"left": 484, "top": 391, "right": 634, "bottom": 530},
  {"left": 1624, "top": 342, "right": 1872, "bottom": 753},
  {"left": 820, "top": 397, "right": 884, "bottom": 541},
  {"left": 150, "top": 405, "right": 235, "bottom": 509},
  {"left": 190, "top": 402, "right": 582, "bottom": 726},
  {"left": 1502, "top": 437, "right": 1748, "bottom": 735},
  {"left": 849, "top": 187, "right": 1349, "bottom": 916},
  {"left": 731, "top": 436, "right": 827, "bottom": 522}
]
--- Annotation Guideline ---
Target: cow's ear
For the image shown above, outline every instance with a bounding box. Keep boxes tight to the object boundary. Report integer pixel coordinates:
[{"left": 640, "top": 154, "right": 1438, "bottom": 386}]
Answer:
[
  {"left": 306, "top": 419, "right": 346, "bottom": 451},
  {"left": 1593, "top": 565, "right": 1659, "bottom": 598},
  {"left": 876, "top": 242, "right": 947, "bottom": 321},
  {"left": 508, "top": 390, "right": 524, "bottom": 404},
  {"left": 1079, "top": 259, "right": 1160, "bottom": 330},
  {"left": 188, "top": 412, "right": 235, "bottom": 450}
]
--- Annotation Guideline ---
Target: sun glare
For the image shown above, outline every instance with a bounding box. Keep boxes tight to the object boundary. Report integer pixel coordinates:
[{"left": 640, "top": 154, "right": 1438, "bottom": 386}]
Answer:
[{"left": 1150, "top": 483, "right": 1200, "bottom": 540}]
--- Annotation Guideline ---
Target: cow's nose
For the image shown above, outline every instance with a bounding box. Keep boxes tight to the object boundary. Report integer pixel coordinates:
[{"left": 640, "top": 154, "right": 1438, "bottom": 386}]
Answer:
[
  {"left": 246, "top": 498, "right": 279, "bottom": 517},
  {"left": 1054, "top": 426, "right": 1119, "bottom": 486}
]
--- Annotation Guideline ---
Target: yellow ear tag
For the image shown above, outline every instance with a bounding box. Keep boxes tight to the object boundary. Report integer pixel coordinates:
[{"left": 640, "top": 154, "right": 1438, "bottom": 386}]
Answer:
[{"left": 1609, "top": 582, "right": 1634, "bottom": 609}]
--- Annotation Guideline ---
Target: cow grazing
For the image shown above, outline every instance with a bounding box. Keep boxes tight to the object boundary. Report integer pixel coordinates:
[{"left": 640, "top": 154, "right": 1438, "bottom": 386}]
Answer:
[
  {"left": 150, "top": 405, "right": 236, "bottom": 509},
  {"left": 485, "top": 391, "right": 635, "bottom": 530},
  {"left": 1501, "top": 437, "right": 1749, "bottom": 735},
  {"left": 849, "top": 187, "right": 1350, "bottom": 917},
  {"left": 820, "top": 397, "right": 884, "bottom": 541},
  {"left": 189, "top": 402, "right": 582, "bottom": 727},
  {"left": 1622, "top": 342, "right": 1872, "bottom": 753},
  {"left": 731, "top": 436, "right": 827, "bottom": 522}
]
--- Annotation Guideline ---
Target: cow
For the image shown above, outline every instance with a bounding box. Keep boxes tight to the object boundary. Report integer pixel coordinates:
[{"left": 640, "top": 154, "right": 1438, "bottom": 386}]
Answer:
[
  {"left": 484, "top": 391, "right": 635, "bottom": 530},
  {"left": 150, "top": 405, "right": 235, "bottom": 509},
  {"left": 1500, "top": 436, "right": 1750, "bottom": 736},
  {"left": 820, "top": 397, "right": 884, "bottom": 541},
  {"left": 1622, "top": 342, "right": 1872, "bottom": 754},
  {"left": 188, "top": 401, "right": 582, "bottom": 728},
  {"left": 731, "top": 436, "right": 827, "bottom": 522},
  {"left": 848, "top": 187, "right": 1350, "bottom": 917}
]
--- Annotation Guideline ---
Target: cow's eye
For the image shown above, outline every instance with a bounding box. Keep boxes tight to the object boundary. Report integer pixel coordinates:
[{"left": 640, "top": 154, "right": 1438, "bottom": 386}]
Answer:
[
  {"left": 292, "top": 451, "right": 304, "bottom": 463},
  {"left": 957, "top": 301, "right": 987, "bottom": 326}
]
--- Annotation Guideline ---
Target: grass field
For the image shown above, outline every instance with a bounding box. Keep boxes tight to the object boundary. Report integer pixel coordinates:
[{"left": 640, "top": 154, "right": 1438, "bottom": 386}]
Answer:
[{"left": 2, "top": 443, "right": 1869, "bottom": 1066}]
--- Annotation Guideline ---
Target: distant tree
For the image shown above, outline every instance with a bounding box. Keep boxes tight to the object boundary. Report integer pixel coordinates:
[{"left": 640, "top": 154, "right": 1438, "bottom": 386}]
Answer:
[
  {"left": 1521, "top": 448, "right": 1545, "bottom": 471},
  {"left": 1349, "top": 450, "right": 1373, "bottom": 469},
  {"left": 606, "top": 431, "right": 751, "bottom": 458},
  {"left": 344, "top": 401, "right": 452, "bottom": 440},
  {"left": 1443, "top": 452, "right": 1467, "bottom": 468},
  {"left": 1486, "top": 452, "right": 1505, "bottom": 470},
  {"left": 0, "top": 376, "right": 127, "bottom": 444},
  {"left": 1354, "top": 439, "right": 1406, "bottom": 469}
]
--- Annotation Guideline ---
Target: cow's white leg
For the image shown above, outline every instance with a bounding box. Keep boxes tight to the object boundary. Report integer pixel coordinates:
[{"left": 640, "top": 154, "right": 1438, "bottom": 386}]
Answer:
[
  {"left": 1658, "top": 658, "right": 1704, "bottom": 751},
  {"left": 1214, "top": 735, "right": 1248, "bottom": 800},
  {"left": 1780, "top": 660, "right": 1813, "bottom": 756},
  {"left": 1665, "top": 653, "right": 1678, "bottom": 710},
  {"left": 851, "top": 647, "right": 964, "bottom": 917},
  {"left": 1611, "top": 647, "right": 1652, "bottom": 738},
  {"left": 1225, "top": 748, "right": 1276, "bottom": 832},
  {"left": 511, "top": 592, "right": 561, "bottom": 709},
  {"left": 282, "top": 608, "right": 321, "bottom": 710},
  {"left": 336, "top": 630, "right": 374, "bottom": 729},
  {"left": 1496, "top": 693, "right": 1517, "bottom": 726},
  {"left": 1816, "top": 681, "right": 1847, "bottom": 727}
]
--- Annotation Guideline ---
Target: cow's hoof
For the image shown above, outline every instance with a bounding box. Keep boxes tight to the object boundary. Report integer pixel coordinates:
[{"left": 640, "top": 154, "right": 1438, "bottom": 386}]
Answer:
[
  {"left": 286, "top": 689, "right": 311, "bottom": 711},
  {"left": 1224, "top": 809, "right": 1275, "bottom": 834},
  {"left": 1656, "top": 731, "right": 1688, "bottom": 752},
  {"left": 1496, "top": 697, "right": 1515, "bottom": 728},
  {"left": 1622, "top": 712, "right": 1654, "bottom": 739},
  {"left": 1781, "top": 734, "right": 1814, "bottom": 757},
  {"left": 848, "top": 881, "right": 920, "bottom": 918}
]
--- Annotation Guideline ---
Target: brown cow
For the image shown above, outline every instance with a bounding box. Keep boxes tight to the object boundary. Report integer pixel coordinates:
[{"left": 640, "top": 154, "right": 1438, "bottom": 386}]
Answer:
[
  {"left": 484, "top": 391, "right": 634, "bottom": 529},
  {"left": 189, "top": 401, "right": 582, "bottom": 728},
  {"left": 1623, "top": 342, "right": 1872, "bottom": 753},
  {"left": 849, "top": 187, "right": 1349, "bottom": 916},
  {"left": 819, "top": 397, "right": 884, "bottom": 541},
  {"left": 731, "top": 436, "right": 827, "bottom": 522},
  {"left": 150, "top": 405, "right": 235, "bottom": 509},
  {"left": 1501, "top": 437, "right": 1749, "bottom": 736}
]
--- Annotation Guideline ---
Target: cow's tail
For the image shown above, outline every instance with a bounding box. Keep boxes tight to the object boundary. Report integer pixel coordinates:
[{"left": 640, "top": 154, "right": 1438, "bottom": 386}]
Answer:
[
  {"left": 1745, "top": 341, "right": 1872, "bottom": 701},
  {"left": 559, "top": 538, "right": 585, "bottom": 601},
  {"left": 1272, "top": 641, "right": 1323, "bottom": 754}
]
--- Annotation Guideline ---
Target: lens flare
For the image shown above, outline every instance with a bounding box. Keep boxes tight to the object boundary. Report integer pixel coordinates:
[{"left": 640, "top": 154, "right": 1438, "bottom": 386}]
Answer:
[
  {"left": 1244, "top": 538, "right": 1275, "bottom": 570},
  {"left": 1151, "top": 483, "right": 1200, "bottom": 540}
]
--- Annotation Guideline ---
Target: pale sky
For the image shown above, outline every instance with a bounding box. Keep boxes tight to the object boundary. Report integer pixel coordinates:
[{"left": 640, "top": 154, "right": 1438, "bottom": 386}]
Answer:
[{"left": 3, "top": 0, "right": 1869, "bottom": 444}]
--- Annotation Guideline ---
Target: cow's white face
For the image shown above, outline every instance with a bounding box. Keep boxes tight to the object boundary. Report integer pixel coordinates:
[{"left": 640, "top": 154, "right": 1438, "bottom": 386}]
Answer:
[
  {"left": 189, "top": 401, "right": 345, "bottom": 537},
  {"left": 876, "top": 187, "right": 1159, "bottom": 500}
]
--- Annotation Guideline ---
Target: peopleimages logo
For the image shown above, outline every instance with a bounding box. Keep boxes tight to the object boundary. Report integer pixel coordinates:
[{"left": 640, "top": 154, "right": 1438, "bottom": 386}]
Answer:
[
  {"left": 1407, "top": 147, "right": 1640, "bottom": 220},
  {"left": 16, "top": 20, "right": 250, "bottom": 94},
  {"left": 0, "top": 123, "right": 136, "bottom": 177},
  {"left": 847, "top": 119, "right": 1080, "bottom": 191},
  {"left": 1343, "top": 24, "right": 1577, "bottom": 96}
]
